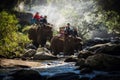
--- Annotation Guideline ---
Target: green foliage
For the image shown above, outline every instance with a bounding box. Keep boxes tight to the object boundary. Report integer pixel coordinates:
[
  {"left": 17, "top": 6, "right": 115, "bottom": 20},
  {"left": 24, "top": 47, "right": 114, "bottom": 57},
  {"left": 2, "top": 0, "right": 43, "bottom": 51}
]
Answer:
[
  {"left": 100, "top": 11, "right": 120, "bottom": 33},
  {"left": 95, "top": 0, "right": 120, "bottom": 34},
  {"left": 0, "top": 11, "right": 30, "bottom": 58},
  {"left": 0, "top": 11, "right": 18, "bottom": 45},
  {"left": 94, "top": 6, "right": 120, "bottom": 34},
  {"left": 96, "top": 0, "right": 120, "bottom": 14}
]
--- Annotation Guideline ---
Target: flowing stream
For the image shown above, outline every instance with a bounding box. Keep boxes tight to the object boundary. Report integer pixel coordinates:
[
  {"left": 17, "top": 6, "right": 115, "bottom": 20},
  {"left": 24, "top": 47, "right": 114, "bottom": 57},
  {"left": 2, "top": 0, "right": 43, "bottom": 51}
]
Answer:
[{"left": 0, "top": 58, "right": 109, "bottom": 80}]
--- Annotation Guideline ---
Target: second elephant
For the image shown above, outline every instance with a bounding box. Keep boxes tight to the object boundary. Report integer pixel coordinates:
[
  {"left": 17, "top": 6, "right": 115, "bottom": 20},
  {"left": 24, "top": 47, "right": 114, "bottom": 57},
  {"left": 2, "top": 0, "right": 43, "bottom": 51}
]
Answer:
[{"left": 50, "top": 36, "right": 82, "bottom": 55}]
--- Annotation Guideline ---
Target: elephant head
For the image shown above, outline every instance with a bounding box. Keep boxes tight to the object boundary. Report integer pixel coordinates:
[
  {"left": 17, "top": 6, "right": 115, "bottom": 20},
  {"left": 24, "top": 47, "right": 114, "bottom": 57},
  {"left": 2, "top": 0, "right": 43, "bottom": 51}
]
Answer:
[
  {"left": 28, "top": 26, "right": 39, "bottom": 48},
  {"left": 37, "top": 24, "right": 53, "bottom": 47},
  {"left": 28, "top": 24, "right": 53, "bottom": 48},
  {"left": 64, "top": 36, "right": 82, "bottom": 55},
  {"left": 50, "top": 36, "right": 64, "bottom": 55},
  {"left": 50, "top": 36, "right": 82, "bottom": 55}
]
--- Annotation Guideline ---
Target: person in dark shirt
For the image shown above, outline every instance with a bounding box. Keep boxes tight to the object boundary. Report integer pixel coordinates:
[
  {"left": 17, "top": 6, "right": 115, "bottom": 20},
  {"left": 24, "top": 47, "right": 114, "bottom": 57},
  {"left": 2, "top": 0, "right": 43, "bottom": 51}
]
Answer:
[
  {"left": 40, "top": 15, "right": 48, "bottom": 25},
  {"left": 64, "top": 23, "right": 72, "bottom": 36}
]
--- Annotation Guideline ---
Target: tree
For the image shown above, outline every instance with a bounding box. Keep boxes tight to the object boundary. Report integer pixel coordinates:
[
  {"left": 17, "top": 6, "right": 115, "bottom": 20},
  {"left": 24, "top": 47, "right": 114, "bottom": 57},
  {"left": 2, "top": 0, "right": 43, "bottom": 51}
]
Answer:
[
  {"left": 0, "top": 11, "right": 18, "bottom": 56},
  {"left": 95, "top": 0, "right": 120, "bottom": 34},
  {"left": 96, "top": 0, "right": 120, "bottom": 14},
  {"left": 0, "top": 11, "right": 30, "bottom": 58}
]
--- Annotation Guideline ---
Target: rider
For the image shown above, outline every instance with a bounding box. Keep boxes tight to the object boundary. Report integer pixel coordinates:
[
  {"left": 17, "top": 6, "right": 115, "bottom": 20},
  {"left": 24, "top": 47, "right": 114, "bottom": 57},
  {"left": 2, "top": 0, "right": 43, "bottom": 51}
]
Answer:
[
  {"left": 64, "top": 23, "right": 73, "bottom": 37},
  {"left": 32, "top": 12, "right": 42, "bottom": 24},
  {"left": 40, "top": 15, "right": 48, "bottom": 25}
]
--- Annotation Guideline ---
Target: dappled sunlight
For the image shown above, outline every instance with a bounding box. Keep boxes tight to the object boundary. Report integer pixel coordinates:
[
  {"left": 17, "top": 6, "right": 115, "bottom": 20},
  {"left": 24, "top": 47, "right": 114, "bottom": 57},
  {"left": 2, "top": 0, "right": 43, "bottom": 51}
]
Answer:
[{"left": 25, "top": 0, "right": 98, "bottom": 31}]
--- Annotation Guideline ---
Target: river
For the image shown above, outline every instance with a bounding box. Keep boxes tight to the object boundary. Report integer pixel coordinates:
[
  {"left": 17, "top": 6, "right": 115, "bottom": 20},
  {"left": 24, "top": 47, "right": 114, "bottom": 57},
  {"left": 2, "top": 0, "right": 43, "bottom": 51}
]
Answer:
[{"left": 0, "top": 57, "right": 110, "bottom": 80}]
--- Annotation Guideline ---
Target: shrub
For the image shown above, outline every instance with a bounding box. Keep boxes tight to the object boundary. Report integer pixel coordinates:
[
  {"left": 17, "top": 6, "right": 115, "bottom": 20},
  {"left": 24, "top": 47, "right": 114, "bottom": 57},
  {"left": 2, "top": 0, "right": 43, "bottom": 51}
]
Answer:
[{"left": 0, "top": 11, "right": 30, "bottom": 58}]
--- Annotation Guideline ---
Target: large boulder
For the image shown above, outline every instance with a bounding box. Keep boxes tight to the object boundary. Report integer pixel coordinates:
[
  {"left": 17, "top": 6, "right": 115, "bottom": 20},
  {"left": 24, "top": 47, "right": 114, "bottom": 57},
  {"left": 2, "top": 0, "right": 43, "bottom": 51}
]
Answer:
[
  {"left": 64, "top": 57, "right": 78, "bottom": 62},
  {"left": 33, "top": 52, "right": 58, "bottom": 60},
  {"left": 25, "top": 44, "right": 37, "bottom": 50},
  {"left": 46, "top": 72, "right": 79, "bottom": 80},
  {"left": 78, "top": 51, "right": 94, "bottom": 59},
  {"left": 10, "top": 70, "right": 43, "bottom": 80},
  {"left": 22, "top": 49, "right": 36, "bottom": 60},
  {"left": 85, "top": 53, "right": 120, "bottom": 71},
  {"left": 91, "top": 74, "right": 120, "bottom": 80},
  {"left": 87, "top": 43, "right": 120, "bottom": 56},
  {"left": 23, "top": 49, "right": 36, "bottom": 57},
  {"left": 80, "top": 67, "right": 93, "bottom": 74},
  {"left": 15, "top": 12, "right": 33, "bottom": 26},
  {"left": 83, "top": 38, "right": 110, "bottom": 48},
  {"left": 75, "top": 58, "right": 85, "bottom": 66}
]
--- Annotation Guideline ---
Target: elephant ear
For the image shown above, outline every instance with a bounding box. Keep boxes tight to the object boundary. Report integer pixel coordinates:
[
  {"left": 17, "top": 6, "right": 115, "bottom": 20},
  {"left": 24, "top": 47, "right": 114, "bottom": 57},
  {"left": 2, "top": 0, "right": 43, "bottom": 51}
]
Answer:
[{"left": 28, "top": 26, "right": 37, "bottom": 40}]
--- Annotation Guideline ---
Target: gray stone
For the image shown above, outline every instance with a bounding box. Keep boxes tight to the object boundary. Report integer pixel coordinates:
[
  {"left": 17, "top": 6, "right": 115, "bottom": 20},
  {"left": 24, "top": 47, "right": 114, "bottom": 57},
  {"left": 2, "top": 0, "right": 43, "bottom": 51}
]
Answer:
[{"left": 33, "top": 52, "right": 58, "bottom": 60}]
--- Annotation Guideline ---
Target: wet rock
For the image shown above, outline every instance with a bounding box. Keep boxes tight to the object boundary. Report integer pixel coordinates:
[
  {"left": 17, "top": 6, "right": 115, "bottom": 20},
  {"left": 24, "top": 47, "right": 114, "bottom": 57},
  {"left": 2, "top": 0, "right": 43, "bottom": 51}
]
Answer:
[
  {"left": 84, "top": 38, "right": 110, "bottom": 47},
  {"left": 0, "top": 55, "right": 6, "bottom": 58},
  {"left": 75, "top": 58, "right": 85, "bottom": 66},
  {"left": 24, "top": 49, "right": 36, "bottom": 57},
  {"left": 79, "top": 77, "right": 90, "bottom": 80},
  {"left": 15, "top": 12, "right": 33, "bottom": 26},
  {"left": 47, "top": 72, "right": 79, "bottom": 80},
  {"left": 78, "top": 51, "right": 94, "bottom": 59},
  {"left": 80, "top": 67, "right": 93, "bottom": 74},
  {"left": 108, "top": 71, "right": 120, "bottom": 75},
  {"left": 86, "top": 43, "right": 107, "bottom": 52},
  {"left": 110, "top": 37, "right": 120, "bottom": 44},
  {"left": 37, "top": 48, "right": 51, "bottom": 53},
  {"left": 2, "top": 76, "right": 14, "bottom": 80},
  {"left": 33, "top": 52, "right": 58, "bottom": 60},
  {"left": 85, "top": 53, "right": 120, "bottom": 71},
  {"left": 11, "top": 70, "right": 43, "bottom": 80},
  {"left": 76, "top": 64, "right": 90, "bottom": 71},
  {"left": 91, "top": 74, "right": 120, "bottom": 80},
  {"left": 64, "top": 57, "right": 78, "bottom": 62},
  {"left": 0, "top": 75, "right": 5, "bottom": 80},
  {"left": 26, "top": 44, "right": 37, "bottom": 50},
  {"left": 87, "top": 43, "right": 120, "bottom": 56},
  {"left": 14, "top": 65, "right": 30, "bottom": 68}
]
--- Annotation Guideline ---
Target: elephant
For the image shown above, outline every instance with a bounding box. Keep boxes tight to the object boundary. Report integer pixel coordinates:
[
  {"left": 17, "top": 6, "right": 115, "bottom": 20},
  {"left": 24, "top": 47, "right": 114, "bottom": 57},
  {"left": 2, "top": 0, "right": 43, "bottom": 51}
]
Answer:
[
  {"left": 28, "top": 24, "right": 53, "bottom": 48},
  {"left": 50, "top": 36, "right": 82, "bottom": 55}
]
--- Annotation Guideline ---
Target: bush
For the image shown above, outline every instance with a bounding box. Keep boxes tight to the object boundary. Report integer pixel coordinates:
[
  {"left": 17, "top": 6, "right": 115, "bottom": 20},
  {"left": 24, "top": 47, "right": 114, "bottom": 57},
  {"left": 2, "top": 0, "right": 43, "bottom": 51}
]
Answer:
[{"left": 0, "top": 11, "right": 30, "bottom": 58}]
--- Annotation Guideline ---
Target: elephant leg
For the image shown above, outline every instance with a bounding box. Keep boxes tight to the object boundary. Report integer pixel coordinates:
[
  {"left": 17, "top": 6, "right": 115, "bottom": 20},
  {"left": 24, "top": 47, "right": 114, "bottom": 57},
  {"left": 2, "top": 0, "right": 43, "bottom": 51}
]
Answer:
[
  {"left": 64, "top": 51, "right": 74, "bottom": 55},
  {"left": 51, "top": 47, "right": 59, "bottom": 56},
  {"left": 32, "top": 41, "right": 39, "bottom": 48},
  {"left": 53, "top": 50, "right": 59, "bottom": 56},
  {"left": 64, "top": 48, "right": 74, "bottom": 55},
  {"left": 40, "top": 38, "right": 47, "bottom": 47}
]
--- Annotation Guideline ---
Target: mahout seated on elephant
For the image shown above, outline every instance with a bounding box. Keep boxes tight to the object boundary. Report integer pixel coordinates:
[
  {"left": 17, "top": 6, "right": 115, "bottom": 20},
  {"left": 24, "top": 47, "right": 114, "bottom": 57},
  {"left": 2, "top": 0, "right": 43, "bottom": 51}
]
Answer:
[
  {"left": 64, "top": 23, "right": 78, "bottom": 38},
  {"left": 28, "top": 23, "right": 53, "bottom": 48},
  {"left": 50, "top": 36, "right": 82, "bottom": 55},
  {"left": 31, "top": 12, "right": 48, "bottom": 27}
]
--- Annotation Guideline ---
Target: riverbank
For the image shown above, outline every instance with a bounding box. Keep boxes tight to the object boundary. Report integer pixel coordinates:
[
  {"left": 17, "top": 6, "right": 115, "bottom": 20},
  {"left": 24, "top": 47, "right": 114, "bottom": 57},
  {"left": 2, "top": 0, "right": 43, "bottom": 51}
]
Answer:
[{"left": 0, "top": 59, "right": 42, "bottom": 69}]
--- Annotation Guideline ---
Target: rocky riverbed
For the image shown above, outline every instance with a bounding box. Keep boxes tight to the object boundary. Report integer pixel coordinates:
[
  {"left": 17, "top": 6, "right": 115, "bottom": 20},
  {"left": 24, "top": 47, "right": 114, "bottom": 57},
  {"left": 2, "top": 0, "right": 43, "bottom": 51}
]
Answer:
[
  {"left": 1, "top": 39, "right": 120, "bottom": 80},
  {"left": 0, "top": 57, "right": 120, "bottom": 80}
]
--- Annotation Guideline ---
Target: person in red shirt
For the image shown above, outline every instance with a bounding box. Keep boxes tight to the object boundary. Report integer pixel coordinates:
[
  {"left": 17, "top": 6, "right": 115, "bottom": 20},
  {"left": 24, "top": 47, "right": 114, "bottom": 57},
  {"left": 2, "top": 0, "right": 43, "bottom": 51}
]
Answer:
[
  {"left": 34, "top": 12, "right": 40, "bottom": 20},
  {"left": 33, "top": 12, "right": 42, "bottom": 24}
]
